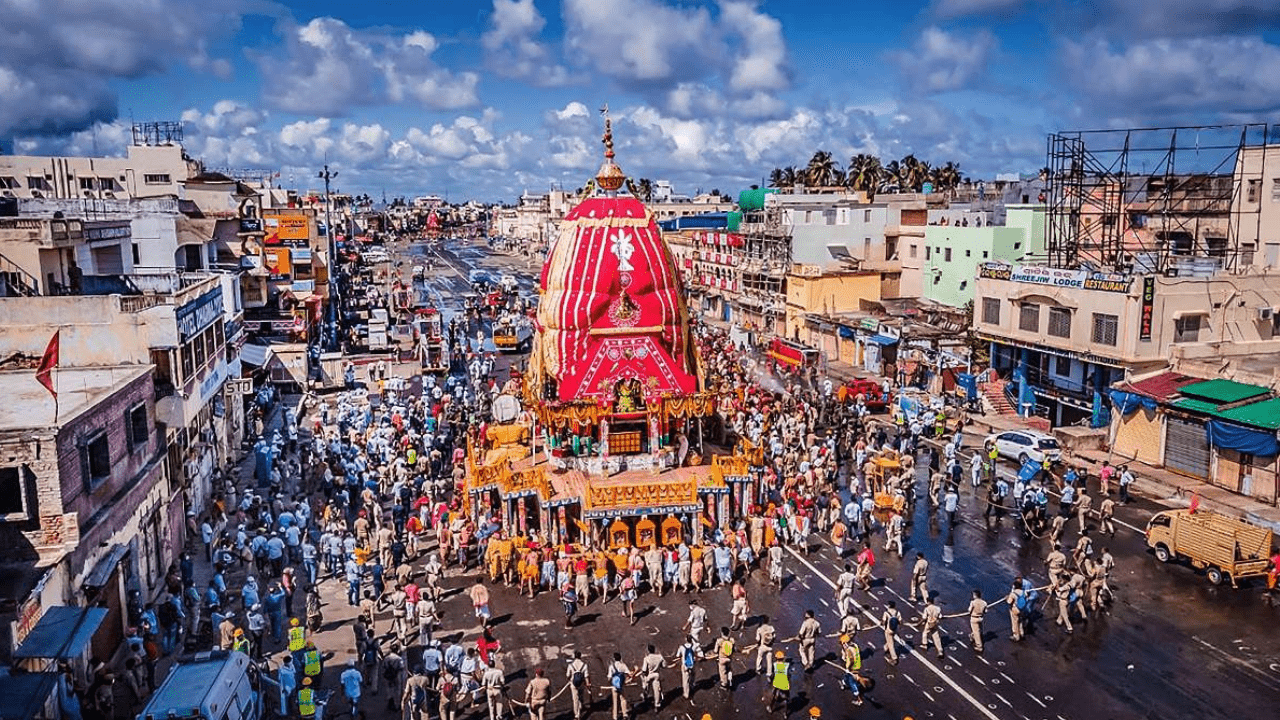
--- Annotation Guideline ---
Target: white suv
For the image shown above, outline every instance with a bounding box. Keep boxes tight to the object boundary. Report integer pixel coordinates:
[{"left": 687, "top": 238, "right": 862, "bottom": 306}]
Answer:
[{"left": 986, "top": 430, "right": 1062, "bottom": 465}]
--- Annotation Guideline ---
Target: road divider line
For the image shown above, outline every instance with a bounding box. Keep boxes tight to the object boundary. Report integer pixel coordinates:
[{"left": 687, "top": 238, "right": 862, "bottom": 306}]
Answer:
[{"left": 786, "top": 546, "right": 1002, "bottom": 720}]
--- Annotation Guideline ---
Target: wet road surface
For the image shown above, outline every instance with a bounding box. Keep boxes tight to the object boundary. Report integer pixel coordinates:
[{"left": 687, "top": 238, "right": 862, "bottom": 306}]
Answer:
[{"left": 352, "top": 238, "right": 1280, "bottom": 719}]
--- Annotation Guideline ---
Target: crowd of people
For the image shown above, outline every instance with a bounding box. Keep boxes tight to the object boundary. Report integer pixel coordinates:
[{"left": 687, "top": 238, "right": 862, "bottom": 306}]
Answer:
[{"left": 88, "top": 307, "right": 1149, "bottom": 720}]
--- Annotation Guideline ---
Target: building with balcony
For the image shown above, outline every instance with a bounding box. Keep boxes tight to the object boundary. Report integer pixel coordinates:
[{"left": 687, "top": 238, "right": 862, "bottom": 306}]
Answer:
[
  {"left": 973, "top": 264, "right": 1280, "bottom": 427},
  {"left": 0, "top": 270, "right": 245, "bottom": 516},
  {"left": 0, "top": 363, "right": 174, "bottom": 663}
]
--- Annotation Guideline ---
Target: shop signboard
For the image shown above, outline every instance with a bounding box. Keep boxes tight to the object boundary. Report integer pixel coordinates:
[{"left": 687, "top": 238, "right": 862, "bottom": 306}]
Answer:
[
  {"left": 263, "top": 248, "right": 292, "bottom": 280},
  {"left": 264, "top": 214, "right": 310, "bottom": 246},
  {"left": 1139, "top": 276, "right": 1156, "bottom": 340},
  {"left": 978, "top": 262, "right": 1132, "bottom": 293}
]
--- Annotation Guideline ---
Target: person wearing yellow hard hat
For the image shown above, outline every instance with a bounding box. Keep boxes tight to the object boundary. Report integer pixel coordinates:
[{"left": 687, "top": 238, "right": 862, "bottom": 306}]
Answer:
[
  {"left": 769, "top": 650, "right": 792, "bottom": 713},
  {"left": 839, "top": 632, "right": 867, "bottom": 705},
  {"left": 288, "top": 615, "right": 307, "bottom": 667},
  {"left": 808, "top": 708, "right": 822, "bottom": 718},
  {"left": 298, "top": 677, "right": 316, "bottom": 719}
]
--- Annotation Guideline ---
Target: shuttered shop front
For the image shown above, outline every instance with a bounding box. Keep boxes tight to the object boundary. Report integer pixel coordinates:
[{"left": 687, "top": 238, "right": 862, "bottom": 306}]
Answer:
[
  {"left": 1112, "top": 407, "right": 1162, "bottom": 465},
  {"left": 1165, "top": 417, "right": 1210, "bottom": 479}
]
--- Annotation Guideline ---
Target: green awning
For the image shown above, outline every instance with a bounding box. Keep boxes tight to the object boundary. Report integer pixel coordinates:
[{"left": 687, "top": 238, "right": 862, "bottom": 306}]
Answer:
[
  {"left": 1172, "top": 398, "right": 1219, "bottom": 415},
  {"left": 1178, "top": 379, "right": 1271, "bottom": 404},
  {"left": 1216, "top": 397, "right": 1280, "bottom": 430}
]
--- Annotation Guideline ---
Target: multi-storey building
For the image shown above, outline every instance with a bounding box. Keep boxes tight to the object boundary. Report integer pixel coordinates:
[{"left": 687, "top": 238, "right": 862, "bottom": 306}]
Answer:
[
  {"left": 0, "top": 363, "right": 173, "bottom": 663},
  {"left": 0, "top": 270, "right": 245, "bottom": 516},
  {"left": 921, "top": 205, "right": 1046, "bottom": 308},
  {"left": 974, "top": 265, "right": 1280, "bottom": 428}
]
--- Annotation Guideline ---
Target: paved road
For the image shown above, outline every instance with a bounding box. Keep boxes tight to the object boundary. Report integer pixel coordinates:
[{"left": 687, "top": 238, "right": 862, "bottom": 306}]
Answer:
[{"left": 296, "top": 238, "right": 1280, "bottom": 720}]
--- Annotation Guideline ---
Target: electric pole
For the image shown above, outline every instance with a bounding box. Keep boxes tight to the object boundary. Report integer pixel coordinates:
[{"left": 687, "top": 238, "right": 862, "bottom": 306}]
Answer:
[{"left": 319, "top": 165, "right": 338, "bottom": 351}]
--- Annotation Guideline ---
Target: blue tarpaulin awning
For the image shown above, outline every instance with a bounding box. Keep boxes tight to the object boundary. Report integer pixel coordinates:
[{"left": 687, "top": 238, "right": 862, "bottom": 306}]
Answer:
[
  {"left": 0, "top": 672, "right": 59, "bottom": 720},
  {"left": 1108, "top": 388, "right": 1158, "bottom": 415},
  {"left": 1207, "top": 420, "right": 1279, "bottom": 457},
  {"left": 867, "top": 334, "right": 898, "bottom": 346},
  {"left": 838, "top": 326, "right": 857, "bottom": 340},
  {"left": 12, "top": 606, "right": 108, "bottom": 659}
]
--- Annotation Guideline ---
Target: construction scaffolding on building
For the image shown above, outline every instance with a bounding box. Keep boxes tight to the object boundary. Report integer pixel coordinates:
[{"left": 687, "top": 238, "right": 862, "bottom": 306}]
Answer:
[{"left": 1044, "top": 124, "right": 1271, "bottom": 274}]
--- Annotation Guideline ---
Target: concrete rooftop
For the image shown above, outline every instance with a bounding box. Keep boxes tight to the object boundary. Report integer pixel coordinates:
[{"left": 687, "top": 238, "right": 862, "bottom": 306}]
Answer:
[{"left": 0, "top": 365, "right": 150, "bottom": 430}]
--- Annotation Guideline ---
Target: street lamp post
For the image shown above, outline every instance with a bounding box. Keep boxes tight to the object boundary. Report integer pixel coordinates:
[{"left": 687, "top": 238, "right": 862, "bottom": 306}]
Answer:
[{"left": 319, "top": 165, "right": 338, "bottom": 351}]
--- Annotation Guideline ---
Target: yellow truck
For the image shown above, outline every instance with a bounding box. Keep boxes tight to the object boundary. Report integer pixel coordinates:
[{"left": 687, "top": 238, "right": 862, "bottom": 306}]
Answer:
[{"left": 1145, "top": 509, "right": 1274, "bottom": 587}]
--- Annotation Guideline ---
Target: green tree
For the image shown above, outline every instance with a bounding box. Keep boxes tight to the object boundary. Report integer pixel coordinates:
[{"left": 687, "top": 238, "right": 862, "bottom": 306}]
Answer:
[
  {"left": 805, "top": 150, "right": 839, "bottom": 188},
  {"left": 846, "top": 153, "right": 884, "bottom": 198}
]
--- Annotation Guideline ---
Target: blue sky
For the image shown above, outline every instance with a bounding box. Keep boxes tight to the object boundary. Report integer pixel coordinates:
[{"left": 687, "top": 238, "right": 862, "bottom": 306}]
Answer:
[{"left": 5, "top": 0, "right": 1280, "bottom": 201}]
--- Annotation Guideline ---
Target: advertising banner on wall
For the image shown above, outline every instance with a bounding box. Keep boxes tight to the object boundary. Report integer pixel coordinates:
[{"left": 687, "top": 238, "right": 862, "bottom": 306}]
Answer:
[
  {"left": 263, "top": 248, "right": 292, "bottom": 280},
  {"left": 264, "top": 213, "right": 309, "bottom": 246},
  {"left": 978, "top": 262, "right": 1133, "bottom": 293}
]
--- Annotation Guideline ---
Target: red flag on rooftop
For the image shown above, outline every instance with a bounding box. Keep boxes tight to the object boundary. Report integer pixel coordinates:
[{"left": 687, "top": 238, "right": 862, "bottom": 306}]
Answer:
[{"left": 35, "top": 330, "right": 59, "bottom": 398}]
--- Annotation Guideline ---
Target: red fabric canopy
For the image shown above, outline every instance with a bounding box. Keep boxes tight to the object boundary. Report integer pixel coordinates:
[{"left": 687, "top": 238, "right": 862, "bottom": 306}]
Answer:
[{"left": 536, "top": 196, "right": 700, "bottom": 403}]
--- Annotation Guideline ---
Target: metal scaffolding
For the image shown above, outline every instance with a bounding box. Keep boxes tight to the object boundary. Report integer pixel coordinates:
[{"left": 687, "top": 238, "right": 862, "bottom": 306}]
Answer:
[{"left": 1044, "top": 124, "right": 1272, "bottom": 274}]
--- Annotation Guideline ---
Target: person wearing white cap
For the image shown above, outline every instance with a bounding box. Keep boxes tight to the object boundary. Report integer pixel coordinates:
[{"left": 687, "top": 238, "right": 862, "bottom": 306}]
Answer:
[{"left": 341, "top": 658, "right": 363, "bottom": 712}]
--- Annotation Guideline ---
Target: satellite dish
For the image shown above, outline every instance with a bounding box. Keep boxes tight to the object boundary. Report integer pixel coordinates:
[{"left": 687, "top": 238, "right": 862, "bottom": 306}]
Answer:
[
  {"left": 492, "top": 394, "right": 521, "bottom": 423},
  {"left": 156, "top": 395, "right": 184, "bottom": 426}
]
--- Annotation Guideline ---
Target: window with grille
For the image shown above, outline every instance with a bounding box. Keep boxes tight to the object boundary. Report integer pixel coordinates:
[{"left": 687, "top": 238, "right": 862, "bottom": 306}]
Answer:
[
  {"left": 1019, "top": 303, "right": 1040, "bottom": 332},
  {"left": 1174, "top": 314, "right": 1203, "bottom": 343},
  {"left": 1047, "top": 307, "right": 1071, "bottom": 338},
  {"left": 981, "top": 297, "right": 1000, "bottom": 325},
  {"left": 1091, "top": 313, "right": 1119, "bottom": 346}
]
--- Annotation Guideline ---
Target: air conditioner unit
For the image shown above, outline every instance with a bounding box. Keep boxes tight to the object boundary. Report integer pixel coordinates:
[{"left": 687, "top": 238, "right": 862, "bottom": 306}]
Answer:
[{"left": 1258, "top": 307, "right": 1274, "bottom": 321}]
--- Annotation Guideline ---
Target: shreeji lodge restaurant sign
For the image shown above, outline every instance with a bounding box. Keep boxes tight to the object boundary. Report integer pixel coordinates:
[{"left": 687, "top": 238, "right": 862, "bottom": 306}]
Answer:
[{"left": 978, "top": 263, "right": 1133, "bottom": 293}]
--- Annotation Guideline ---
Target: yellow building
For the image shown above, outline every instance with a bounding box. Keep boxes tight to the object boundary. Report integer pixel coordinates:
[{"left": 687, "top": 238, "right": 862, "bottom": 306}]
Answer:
[{"left": 784, "top": 265, "right": 885, "bottom": 340}]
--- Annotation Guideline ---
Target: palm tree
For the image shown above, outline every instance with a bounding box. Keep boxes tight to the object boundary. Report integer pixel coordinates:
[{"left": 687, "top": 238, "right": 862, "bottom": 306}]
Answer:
[
  {"left": 882, "top": 160, "right": 902, "bottom": 192},
  {"left": 899, "top": 154, "right": 929, "bottom": 192},
  {"left": 806, "top": 150, "right": 838, "bottom": 188},
  {"left": 768, "top": 168, "right": 785, "bottom": 188},
  {"left": 779, "top": 166, "right": 798, "bottom": 189},
  {"left": 846, "top": 154, "right": 884, "bottom": 197},
  {"left": 934, "top": 161, "right": 962, "bottom": 194},
  {"left": 636, "top": 177, "right": 654, "bottom": 202}
]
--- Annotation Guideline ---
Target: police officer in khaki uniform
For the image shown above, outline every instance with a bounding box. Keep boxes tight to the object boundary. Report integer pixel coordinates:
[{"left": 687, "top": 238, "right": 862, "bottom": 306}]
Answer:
[
  {"left": 754, "top": 617, "right": 776, "bottom": 676},
  {"left": 881, "top": 601, "right": 902, "bottom": 665},
  {"left": 919, "top": 598, "right": 944, "bottom": 658},
  {"left": 715, "top": 627, "right": 736, "bottom": 688},
  {"left": 1054, "top": 581, "right": 1075, "bottom": 634},
  {"left": 797, "top": 610, "right": 821, "bottom": 671},
  {"left": 908, "top": 552, "right": 929, "bottom": 603},
  {"left": 1076, "top": 488, "right": 1093, "bottom": 534},
  {"left": 967, "top": 589, "right": 988, "bottom": 652},
  {"left": 1045, "top": 544, "right": 1067, "bottom": 589},
  {"left": 636, "top": 645, "right": 665, "bottom": 710},
  {"left": 1098, "top": 497, "right": 1116, "bottom": 537},
  {"left": 1006, "top": 580, "right": 1025, "bottom": 642},
  {"left": 566, "top": 650, "right": 591, "bottom": 720}
]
